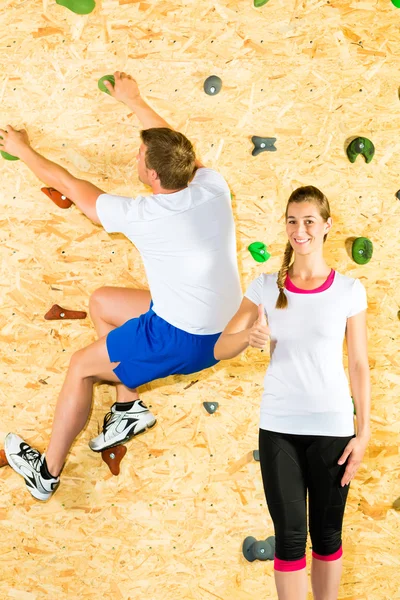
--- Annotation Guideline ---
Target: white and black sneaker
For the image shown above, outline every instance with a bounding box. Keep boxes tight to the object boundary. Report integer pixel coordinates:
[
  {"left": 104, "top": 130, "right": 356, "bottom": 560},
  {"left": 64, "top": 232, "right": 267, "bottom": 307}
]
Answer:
[
  {"left": 4, "top": 433, "right": 60, "bottom": 501},
  {"left": 89, "top": 400, "right": 156, "bottom": 452}
]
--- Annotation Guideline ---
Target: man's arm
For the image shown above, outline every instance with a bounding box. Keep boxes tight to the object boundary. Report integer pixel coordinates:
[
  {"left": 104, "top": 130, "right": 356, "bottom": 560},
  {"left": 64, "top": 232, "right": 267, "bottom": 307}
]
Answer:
[
  {"left": 125, "top": 96, "right": 173, "bottom": 130},
  {"left": 105, "top": 72, "right": 205, "bottom": 168},
  {"left": 17, "top": 145, "right": 104, "bottom": 224}
]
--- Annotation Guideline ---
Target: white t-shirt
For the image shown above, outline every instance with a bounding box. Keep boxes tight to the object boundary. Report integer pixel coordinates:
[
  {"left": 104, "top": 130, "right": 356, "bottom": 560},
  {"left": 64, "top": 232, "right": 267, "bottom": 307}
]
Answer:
[
  {"left": 96, "top": 168, "right": 242, "bottom": 334},
  {"left": 244, "top": 271, "right": 368, "bottom": 436}
]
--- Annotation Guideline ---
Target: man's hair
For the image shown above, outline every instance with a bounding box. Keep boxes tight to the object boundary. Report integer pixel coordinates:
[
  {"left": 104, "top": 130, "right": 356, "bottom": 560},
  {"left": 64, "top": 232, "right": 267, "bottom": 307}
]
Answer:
[{"left": 140, "top": 128, "right": 196, "bottom": 190}]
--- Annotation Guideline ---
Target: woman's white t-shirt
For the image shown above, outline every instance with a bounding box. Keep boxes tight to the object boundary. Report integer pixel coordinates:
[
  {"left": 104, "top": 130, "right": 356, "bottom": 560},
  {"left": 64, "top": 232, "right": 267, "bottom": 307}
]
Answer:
[{"left": 244, "top": 270, "right": 368, "bottom": 436}]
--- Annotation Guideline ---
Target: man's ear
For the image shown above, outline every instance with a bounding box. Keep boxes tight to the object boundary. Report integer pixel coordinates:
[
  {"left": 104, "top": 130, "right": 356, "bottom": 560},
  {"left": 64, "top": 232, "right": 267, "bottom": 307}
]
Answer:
[{"left": 149, "top": 169, "right": 159, "bottom": 183}]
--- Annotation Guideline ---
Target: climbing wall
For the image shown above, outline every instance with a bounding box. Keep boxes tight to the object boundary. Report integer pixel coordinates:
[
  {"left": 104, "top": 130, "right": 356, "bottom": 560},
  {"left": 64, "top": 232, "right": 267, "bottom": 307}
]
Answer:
[{"left": 1, "top": 0, "right": 400, "bottom": 598}]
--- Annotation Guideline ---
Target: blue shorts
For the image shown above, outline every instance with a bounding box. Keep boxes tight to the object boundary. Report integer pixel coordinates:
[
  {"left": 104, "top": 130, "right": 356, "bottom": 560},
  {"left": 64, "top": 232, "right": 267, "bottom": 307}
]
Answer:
[{"left": 106, "top": 303, "right": 221, "bottom": 389}]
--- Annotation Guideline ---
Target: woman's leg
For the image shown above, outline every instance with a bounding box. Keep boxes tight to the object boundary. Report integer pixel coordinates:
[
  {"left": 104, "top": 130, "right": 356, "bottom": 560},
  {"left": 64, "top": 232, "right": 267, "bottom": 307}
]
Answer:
[
  {"left": 307, "top": 436, "right": 353, "bottom": 600},
  {"left": 258, "top": 429, "right": 309, "bottom": 600},
  {"left": 45, "top": 336, "right": 122, "bottom": 476},
  {"left": 89, "top": 286, "right": 151, "bottom": 403}
]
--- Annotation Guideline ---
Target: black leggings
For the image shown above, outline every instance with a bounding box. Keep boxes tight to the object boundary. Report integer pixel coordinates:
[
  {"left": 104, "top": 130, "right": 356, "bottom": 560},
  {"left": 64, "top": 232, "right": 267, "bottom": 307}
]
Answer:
[{"left": 259, "top": 428, "right": 354, "bottom": 566}]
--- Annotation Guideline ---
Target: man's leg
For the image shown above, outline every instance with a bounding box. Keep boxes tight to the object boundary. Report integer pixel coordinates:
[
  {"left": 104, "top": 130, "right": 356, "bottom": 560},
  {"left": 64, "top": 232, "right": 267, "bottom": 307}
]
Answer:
[
  {"left": 5, "top": 336, "right": 122, "bottom": 500},
  {"left": 45, "top": 336, "right": 122, "bottom": 476},
  {"left": 89, "top": 286, "right": 151, "bottom": 403}
]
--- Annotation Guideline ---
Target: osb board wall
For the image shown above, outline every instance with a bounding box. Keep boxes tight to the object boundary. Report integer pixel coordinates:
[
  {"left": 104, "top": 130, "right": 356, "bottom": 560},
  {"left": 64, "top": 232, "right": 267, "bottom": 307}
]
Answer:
[{"left": 0, "top": 0, "right": 399, "bottom": 598}]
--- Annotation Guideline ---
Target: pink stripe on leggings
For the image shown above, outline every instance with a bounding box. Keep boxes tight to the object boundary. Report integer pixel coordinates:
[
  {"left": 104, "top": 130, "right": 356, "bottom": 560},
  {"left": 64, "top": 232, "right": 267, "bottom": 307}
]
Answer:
[
  {"left": 274, "top": 556, "right": 306, "bottom": 572},
  {"left": 312, "top": 546, "right": 343, "bottom": 562}
]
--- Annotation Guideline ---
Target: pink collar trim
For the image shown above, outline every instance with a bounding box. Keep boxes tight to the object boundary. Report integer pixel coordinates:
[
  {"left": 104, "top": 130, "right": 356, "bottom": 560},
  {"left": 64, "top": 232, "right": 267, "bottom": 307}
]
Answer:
[{"left": 285, "top": 269, "right": 335, "bottom": 294}]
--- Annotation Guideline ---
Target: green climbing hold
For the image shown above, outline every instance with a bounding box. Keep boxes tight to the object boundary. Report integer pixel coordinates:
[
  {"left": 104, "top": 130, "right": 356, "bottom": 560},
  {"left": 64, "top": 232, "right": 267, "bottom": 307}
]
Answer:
[
  {"left": 248, "top": 242, "right": 271, "bottom": 263},
  {"left": 1, "top": 150, "right": 19, "bottom": 161},
  {"left": 98, "top": 75, "right": 115, "bottom": 95},
  {"left": 352, "top": 237, "right": 373, "bottom": 265},
  {"left": 254, "top": 0, "right": 270, "bottom": 6},
  {"left": 0, "top": 137, "right": 19, "bottom": 161},
  {"left": 391, "top": 0, "right": 400, "bottom": 7},
  {"left": 56, "top": 0, "right": 96, "bottom": 14},
  {"left": 346, "top": 137, "right": 375, "bottom": 163}
]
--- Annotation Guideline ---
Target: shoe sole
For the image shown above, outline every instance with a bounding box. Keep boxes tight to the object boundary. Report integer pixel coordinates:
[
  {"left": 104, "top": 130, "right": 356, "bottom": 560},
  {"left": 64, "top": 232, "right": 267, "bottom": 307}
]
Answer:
[
  {"left": 4, "top": 437, "right": 53, "bottom": 502},
  {"left": 89, "top": 418, "right": 157, "bottom": 453}
]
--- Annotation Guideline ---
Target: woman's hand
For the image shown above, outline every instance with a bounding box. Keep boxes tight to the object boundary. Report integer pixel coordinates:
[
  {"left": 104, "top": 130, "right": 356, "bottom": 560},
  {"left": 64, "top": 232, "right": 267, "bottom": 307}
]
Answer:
[
  {"left": 248, "top": 304, "right": 270, "bottom": 349},
  {"left": 0, "top": 125, "right": 31, "bottom": 158},
  {"left": 338, "top": 434, "right": 370, "bottom": 487},
  {"left": 104, "top": 71, "right": 141, "bottom": 105}
]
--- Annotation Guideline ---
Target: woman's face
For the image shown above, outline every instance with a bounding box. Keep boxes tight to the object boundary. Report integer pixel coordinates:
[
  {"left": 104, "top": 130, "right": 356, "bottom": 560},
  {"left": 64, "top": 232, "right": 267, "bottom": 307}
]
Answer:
[{"left": 286, "top": 201, "right": 332, "bottom": 254}]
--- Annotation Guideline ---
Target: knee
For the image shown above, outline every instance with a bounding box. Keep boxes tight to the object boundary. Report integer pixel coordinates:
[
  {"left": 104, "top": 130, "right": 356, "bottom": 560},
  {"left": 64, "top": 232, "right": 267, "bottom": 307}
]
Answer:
[
  {"left": 275, "top": 526, "right": 307, "bottom": 561},
  {"left": 88, "top": 286, "right": 111, "bottom": 319},
  {"left": 311, "top": 530, "right": 342, "bottom": 557},
  {"left": 68, "top": 348, "right": 87, "bottom": 379}
]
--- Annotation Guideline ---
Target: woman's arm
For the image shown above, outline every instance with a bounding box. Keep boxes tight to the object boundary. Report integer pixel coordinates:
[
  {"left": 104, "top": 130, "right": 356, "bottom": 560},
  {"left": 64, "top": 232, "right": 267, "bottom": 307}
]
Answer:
[
  {"left": 346, "top": 310, "right": 371, "bottom": 438},
  {"left": 338, "top": 310, "right": 371, "bottom": 486},
  {"left": 214, "top": 298, "right": 269, "bottom": 360}
]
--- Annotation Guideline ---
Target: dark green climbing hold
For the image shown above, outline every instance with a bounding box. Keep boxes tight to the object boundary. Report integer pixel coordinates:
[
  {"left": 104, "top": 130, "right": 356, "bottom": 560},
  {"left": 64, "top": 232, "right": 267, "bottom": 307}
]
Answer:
[
  {"left": 351, "top": 397, "right": 356, "bottom": 415},
  {"left": 248, "top": 242, "right": 271, "bottom": 263},
  {"left": 56, "top": 0, "right": 96, "bottom": 14},
  {"left": 0, "top": 137, "right": 19, "bottom": 161},
  {"left": 98, "top": 75, "right": 115, "bottom": 95},
  {"left": 254, "top": 0, "right": 270, "bottom": 6},
  {"left": 346, "top": 137, "right": 375, "bottom": 163},
  {"left": 352, "top": 237, "right": 373, "bottom": 265}
]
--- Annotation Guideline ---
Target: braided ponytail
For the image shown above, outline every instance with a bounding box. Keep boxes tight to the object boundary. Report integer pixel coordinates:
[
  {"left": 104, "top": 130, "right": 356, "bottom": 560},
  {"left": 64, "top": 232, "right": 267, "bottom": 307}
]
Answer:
[{"left": 275, "top": 241, "right": 293, "bottom": 309}]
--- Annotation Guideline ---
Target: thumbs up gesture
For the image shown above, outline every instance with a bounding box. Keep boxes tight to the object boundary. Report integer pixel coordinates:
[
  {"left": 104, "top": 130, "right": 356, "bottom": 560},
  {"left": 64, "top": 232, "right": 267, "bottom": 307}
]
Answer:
[{"left": 248, "top": 304, "right": 270, "bottom": 349}]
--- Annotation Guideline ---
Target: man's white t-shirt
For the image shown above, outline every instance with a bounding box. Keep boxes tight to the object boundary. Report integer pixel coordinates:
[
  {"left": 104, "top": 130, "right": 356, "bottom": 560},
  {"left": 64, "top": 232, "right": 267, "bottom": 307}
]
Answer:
[
  {"left": 244, "top": 271, "right": 368, "bottom": 436},
  {"left": 96, "top": 168, "right": 242, "bottom": 335}
]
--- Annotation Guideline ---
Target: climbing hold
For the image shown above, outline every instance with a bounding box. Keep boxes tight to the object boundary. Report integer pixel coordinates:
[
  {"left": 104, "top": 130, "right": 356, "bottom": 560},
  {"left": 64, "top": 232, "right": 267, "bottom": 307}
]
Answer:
[
  {"left": 101, "top": 445, "right": 127, "bottom": 476},
  {"left": 98, "top": 75, "right": 115, "bottom": 95},
  {"left": 203, "top": 401, "right": 219, "bottom": 414},
  {"left": 251, "top": 136, "right": 277, "bottom": 156},
  {"left": 0, "top": 449, "right": 9, "bottom": 468},
  {"left": 351, "top": 237, "right": 373, "bottom": 265},
  {"left": 203, "top": 76, "right": 222, "bottom": 96},
  {"left": 254, "top": 0, "right": 270, "bottom": 6},
  {"left": 243, "top": 535, "right": 275, "bottom": 562},
  {"left": 396, "top": 190, "right": 400, "bottom": 200},
  {"left": 346, "top": 137, "right": 375, "bottom": 163},
  {"left": 44, "top": 304, "right": 87, "bottom": 320},
  {"left": 56, "top": 0, "right": 96, "bottom": 15},
  {"left": 41, "top": 187, "right": 73, "bottom": 209},
  {"left": 253, "top": 449, "right": 260, "bottom": 461},
  {"left": 394, "top": 497, "right": 400, "bottom": 510},
  {"left": 391, "top": 0, "right": 400, "bottom": 7},
  {"left": 248, "top": 242, "right": 271, "bottom": 263},
  {"left": 0, "top": 136, "right": 19, "bottom": 161}
]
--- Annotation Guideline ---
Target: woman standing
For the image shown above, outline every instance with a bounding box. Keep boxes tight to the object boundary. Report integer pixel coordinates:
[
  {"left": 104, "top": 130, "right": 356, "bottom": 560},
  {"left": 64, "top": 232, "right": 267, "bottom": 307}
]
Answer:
[{"left": 214, "top": 186, "right": 370, "bottom": 600}]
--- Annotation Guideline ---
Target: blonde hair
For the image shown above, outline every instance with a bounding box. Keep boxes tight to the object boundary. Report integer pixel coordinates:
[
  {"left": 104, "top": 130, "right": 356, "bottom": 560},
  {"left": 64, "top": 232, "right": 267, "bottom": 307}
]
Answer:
[{"left": 276, "top": 186, "right": 331, "bottom": 309}]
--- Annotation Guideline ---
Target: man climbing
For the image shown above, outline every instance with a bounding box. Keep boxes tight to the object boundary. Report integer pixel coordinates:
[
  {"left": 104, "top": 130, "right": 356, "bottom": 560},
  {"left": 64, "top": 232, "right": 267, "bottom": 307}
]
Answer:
[{"left": 1, "top": 71, "right": 242, "bottom": 500}]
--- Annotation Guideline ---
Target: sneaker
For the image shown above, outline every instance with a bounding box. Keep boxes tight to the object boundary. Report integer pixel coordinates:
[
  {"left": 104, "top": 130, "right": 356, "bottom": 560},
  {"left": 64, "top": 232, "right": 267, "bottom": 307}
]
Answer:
[
  {"left": 89, "top": 400, "right": 157, "bottom": 452},
  {"left": 4, "top": 433, "right": 60, "bottom": 501}
]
